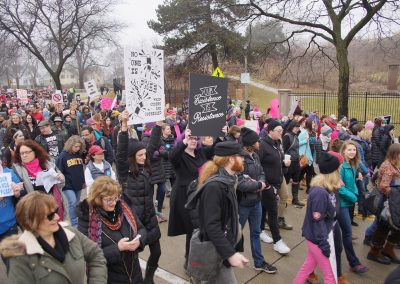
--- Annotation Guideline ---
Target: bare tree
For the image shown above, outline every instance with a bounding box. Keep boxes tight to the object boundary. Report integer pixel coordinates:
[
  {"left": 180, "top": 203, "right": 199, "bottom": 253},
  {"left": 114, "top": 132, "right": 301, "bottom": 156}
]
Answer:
[
  {"left": 237, "top": 0, "right": 400, "bottom": 116},
  {"left": 0, "top": 0, "right": 121, "bottom": 89}
]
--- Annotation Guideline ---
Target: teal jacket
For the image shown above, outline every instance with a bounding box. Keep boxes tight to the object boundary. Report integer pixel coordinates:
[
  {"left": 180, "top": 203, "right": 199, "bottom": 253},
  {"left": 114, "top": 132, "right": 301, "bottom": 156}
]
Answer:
[
  {"left": 339, "top": 161, "right": 358, "bottom": 207},
  {"left": 298, "top": 128, "right": 313, "bottom": 165}
]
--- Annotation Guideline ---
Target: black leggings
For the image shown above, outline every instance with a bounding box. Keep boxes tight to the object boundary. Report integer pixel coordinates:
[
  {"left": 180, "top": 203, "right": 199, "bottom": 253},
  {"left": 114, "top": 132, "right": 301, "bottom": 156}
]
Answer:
[
  {"left": 185, "top": 231, "right": 193, "bottom": 258},
  {"left": 300, "top": 164, "right": 315, "bottom": 190},
  {"left": 147, "top": 240, "right": 161, "bottom": 268},
  {"left": 261, "top": 186, "right": 281, "bottom": 243}
]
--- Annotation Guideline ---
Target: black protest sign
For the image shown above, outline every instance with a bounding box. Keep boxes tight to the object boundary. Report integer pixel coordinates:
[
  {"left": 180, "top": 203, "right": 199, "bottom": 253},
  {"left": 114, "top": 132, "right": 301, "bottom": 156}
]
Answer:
[{"left": 189, "top": 73, "right": 227, "bottom": 136}]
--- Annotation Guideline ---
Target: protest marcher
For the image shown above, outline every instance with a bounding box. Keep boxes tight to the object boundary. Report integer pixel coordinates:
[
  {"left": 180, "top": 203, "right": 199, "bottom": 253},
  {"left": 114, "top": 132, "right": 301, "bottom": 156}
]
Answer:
[
  {"left": 161, "top": 123, "right": 176, "bottom": 197},
  {"left": 192, "top": 141, "right": 249, "bottom": 282},
  {"left": 12, "top": 140, "right": 68, "bottom": 222},
  {"left": 68, "top": 108, "right": 81, "bottom": 134},
  {"left": 52, "top": 116, "right": 70, "bottom": 143},
  {"left": 371, "top": 117, "right": 385, "bottom": 170},
  {"left": 102, "top": 116, "right": 114, "bottom": 144},
  {"left": 79, "top": 106, "right": 92, "bottom": 126},
  {"left": 299, "top": 119, "right": 316, "bottom": 193},
  {"left": 62, "top": 113, "right": 78, "bottom": 136},
  {"left": 257, "top": 120, "right": 291, "bottom": 255},
  {"left": 141, "top": 122, "right": 168, "bottom": 222},
  {"left": 76, "top": 176, "right": 147, "bottom": 284},
  {"left": 32, "top": 104, "right": 44, "bottom": 122},
  {"left": 56, "top": 136, "right": 85, "bottom": 227},
  {"left": 225, "top": 125, "right": 241, "bottom": 142},
  {"left": 3, "top": 113, "right": 30, "bottom": 147},
  {"left": 84, "top": 145, "right": 116, "bottom": 193},
  {"left": 112, "top": 116, "right": 139, "bottom": 152},
  {"left": 0, "top": 164, "right": 25, "bottom": 271},
  {"left": 81, "top": 126, "right": 114, "bottom": 165},
  {"left": 0, "top": 191, "right": 107, "bottom": 284},
  {"left": 227, "top": 107, "right": 241, "bottom": 127},
  {"left": 35, "top": 120, "right": 65, "bottom": 160},
  {"left": 380, "top": 124, "right": 395, "bottom": 161},
  {"left": 116, "top": 110, "right": 162, "bottom": 284},
  {"left": 367, "top": 144, "right": 400, "bottom": 265},
  {"left": 24, "top": 113, "right": 40, "bottom": 140},
  {"left": 237, "top": 127, "right": 277, "bottom": 273},
  {"left": 338, "top": 141, "right": 368, "bottom": 274},
  {"left": 315, "top": 124, "right": 332, "bottom": 164},
  {"left": 283, "top": 120, "right": 304, "bottom": 207},
  {"left": 168, "top": 127, "right": 216, "bottom": 271},
  {"left": 2, "top": 130, "right": 27, "bottom": 168},
  {"left": 294, "top": 153, "right": 341, "bottom": 284}
]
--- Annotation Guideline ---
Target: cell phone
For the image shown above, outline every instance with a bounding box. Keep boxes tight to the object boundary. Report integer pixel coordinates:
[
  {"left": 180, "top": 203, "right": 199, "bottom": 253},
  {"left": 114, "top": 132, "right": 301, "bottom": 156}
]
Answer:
[{"left": 132, "top": 234, "right": 141, "bottom": 241}]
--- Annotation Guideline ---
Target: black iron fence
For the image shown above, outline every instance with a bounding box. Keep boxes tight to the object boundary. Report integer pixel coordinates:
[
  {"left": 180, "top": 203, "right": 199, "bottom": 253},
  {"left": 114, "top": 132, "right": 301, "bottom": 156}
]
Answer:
[{"left": 288, "top": 91, "right": 400, "bottom": 127}]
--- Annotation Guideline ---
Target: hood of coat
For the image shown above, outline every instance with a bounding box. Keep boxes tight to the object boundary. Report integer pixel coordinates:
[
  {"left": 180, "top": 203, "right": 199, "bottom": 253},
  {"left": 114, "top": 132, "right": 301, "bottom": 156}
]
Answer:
[
  {"left": 0, "top": 222, "right": 75, "bottom": 258},
  {"left": 384, "top": 124, "right": 395, "bottom": 135}
]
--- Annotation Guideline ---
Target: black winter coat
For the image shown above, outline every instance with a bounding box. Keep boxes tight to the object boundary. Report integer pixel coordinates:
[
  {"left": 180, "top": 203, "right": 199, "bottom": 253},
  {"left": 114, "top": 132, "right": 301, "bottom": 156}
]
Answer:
[
  {"left": 237, "top": 152, "right": 265, "bottom": 207},
  {"left": 161, "top": 135, "right": 176, "bottom": 179},
  {"left": 167, "top": 141, "right": 214, "bottom": 236},
  {"left": 76, "top": 200, "right": 147, "bottom": 284},
  {"left": 380, "top": 125, "right": 395, "bottom": 163},
  {"left": 371, "top": 126, "right": 385, "bottom": 166},
  {"left": 116, "top": 131, "right": 161, "bottom": 245},
  {"left": 198, "top": 168, "right": 240, "bottom": 261},
  {"left": 142, "top": 127, "right": 166, "bottom": 185},
  {"left": 3, "top": 123, "right": 31, "bottom": 147},
  {"left": 257, "top": 135, "right": 285, "bottom": 186},
  {"left": 282, "top": 131, "right": 300, "bottom": 161}
]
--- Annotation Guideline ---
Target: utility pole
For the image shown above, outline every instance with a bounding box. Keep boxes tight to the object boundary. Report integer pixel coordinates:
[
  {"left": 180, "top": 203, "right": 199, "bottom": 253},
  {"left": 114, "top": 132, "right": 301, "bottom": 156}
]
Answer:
[{"left": 244, "top": 44, "right": 248, "bottom": 101}]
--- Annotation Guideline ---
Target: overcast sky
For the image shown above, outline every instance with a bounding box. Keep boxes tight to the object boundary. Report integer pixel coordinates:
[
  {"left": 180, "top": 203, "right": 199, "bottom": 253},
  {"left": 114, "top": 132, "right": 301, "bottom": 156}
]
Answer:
[{"left": 116, "top": 0, "right": 164, "bottom": 46}]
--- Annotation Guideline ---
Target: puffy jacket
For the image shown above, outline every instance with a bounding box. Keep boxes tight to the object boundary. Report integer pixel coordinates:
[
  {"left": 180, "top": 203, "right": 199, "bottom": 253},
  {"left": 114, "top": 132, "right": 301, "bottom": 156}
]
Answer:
[
  {"left": 258, "top": 135, "right": 285, "bottom": 185},
  {"left": 339, "top": 161, "right": 358, "bottom": 207},
  {"left": 237, "top": 152, "right": 265, "bottom": 207},
  {"left": 282, "top": 131, "right": 300, "bottom": 161},
  {"left": 380, "top": 125, "right": 395, "bottom": 161},
  {"left": 116, "top": 131, "right": 161, "bottom": 245},
  {"left": 161, "top": 135, "right": 176, "bottom": 179},
  {"left": 371, "top": 126, "right": 385, "bottom": 166},
  {"left": 0, "top": 223, "right": 107, "bottom": 284},
  {"left": 141, "top": 126, "right": 166, "bottom": 185},
  {"left": 76, "top": 200, "right": 147, "bottom": 284},
  {"left": 298, "top": 128, "right": 313, "bottom": 165}
]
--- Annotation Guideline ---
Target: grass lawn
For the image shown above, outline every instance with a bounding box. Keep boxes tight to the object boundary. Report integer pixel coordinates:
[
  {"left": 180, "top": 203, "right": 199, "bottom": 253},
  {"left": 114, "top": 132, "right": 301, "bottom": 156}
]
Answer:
[{"left": 246, "top": 85, "right": 278, "bottom": 112}]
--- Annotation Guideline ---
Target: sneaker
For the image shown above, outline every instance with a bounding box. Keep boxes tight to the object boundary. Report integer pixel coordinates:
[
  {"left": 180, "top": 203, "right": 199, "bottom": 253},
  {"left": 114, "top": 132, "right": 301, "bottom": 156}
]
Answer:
[
  {"left": 254, "top": 261, "right": 277, "bottom": 274},
  {"left": 273, "top": 239, "right": 291, "bottom": 255},
  {"left": 363, "top": 236, "right": 372, "bottom": 246},
  {"left": 292, "top": 200, "right": 305, "bottom": 207},
  {"left": 156, "top": 212, "right": 167, "bottom": 223},
  {"left": 260, "top": 230, "right": 273, "bottom": 244},
  {"left": 350, "top": 264, "right": 368, "bottom": 274}
]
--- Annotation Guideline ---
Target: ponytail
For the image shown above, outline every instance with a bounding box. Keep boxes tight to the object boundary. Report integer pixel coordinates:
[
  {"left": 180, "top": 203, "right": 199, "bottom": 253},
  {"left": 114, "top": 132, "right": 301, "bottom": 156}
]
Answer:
[{"left": 198, "top": 156, "right": 230, "bottom": 188}]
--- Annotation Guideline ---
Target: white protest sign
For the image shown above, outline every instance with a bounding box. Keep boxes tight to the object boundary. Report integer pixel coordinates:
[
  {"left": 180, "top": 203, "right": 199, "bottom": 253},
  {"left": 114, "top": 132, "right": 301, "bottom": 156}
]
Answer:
[
  {"left": 35, "top": 168, "right": 59, "bottom": 193},
  {"left": 16, "top": 89, "right": 28, "bottom": 104},
  {"left": 0, "top": 173, "right": 13, "bottom": 197},
  {"left": 84, "top": 80, "right": 100, "bottom": 99},
  {"left": 288, "top": 95, "right": 299, "bottom": 116},
  {"left": 124, "top": 47, "right": 165, "bottom": 125},
  {"left": 244, "top": 120, "right": 259, "bottom": 133},
  {"left": 52, "top": 93, "right": 63, "bottom": 104}
]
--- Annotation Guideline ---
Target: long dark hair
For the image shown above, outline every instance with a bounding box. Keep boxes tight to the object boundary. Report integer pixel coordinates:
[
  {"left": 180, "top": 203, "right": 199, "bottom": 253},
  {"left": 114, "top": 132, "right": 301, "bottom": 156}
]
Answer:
[
  {"left": 128, "top": 156, "right": 151, "bottom": 177},
  {"left": 14, "top": 139, "right": 51, "bottom": 168}
]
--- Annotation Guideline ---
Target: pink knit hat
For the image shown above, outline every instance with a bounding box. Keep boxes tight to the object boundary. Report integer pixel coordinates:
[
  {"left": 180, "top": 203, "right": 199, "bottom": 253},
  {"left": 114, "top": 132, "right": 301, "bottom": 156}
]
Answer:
[{"left": 365, "top": 120, "right": 374, "bottom": 129}]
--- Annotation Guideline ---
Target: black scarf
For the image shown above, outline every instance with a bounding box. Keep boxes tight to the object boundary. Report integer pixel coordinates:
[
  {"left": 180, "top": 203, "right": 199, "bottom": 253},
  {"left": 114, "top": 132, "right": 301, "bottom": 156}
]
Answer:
[{"left": 37, "top": 225, "right": 69, "bottom": 263}]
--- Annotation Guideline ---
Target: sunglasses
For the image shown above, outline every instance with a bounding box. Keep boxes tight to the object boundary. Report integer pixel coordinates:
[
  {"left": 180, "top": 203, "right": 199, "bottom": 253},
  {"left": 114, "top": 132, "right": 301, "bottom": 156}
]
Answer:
[{"left": 47, "top": 207, "right": 59, "bottom": 221}]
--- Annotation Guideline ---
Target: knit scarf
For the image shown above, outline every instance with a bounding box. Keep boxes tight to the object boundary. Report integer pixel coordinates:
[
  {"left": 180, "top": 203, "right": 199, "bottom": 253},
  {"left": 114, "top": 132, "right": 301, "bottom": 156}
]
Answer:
[
  {"left": 23, "top": 158, "right": 64, "bottom": 220},
  {"left": 88, "top": 199, "right": 138, "bottom": 246}
]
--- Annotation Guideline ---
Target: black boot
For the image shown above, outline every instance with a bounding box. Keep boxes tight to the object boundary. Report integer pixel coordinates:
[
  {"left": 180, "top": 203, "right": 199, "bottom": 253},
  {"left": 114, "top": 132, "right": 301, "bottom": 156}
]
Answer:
[
  {"left": 278, "top": 217, "right": 293, "bottom": 230},
  {"left": 292, "top": 183, "right": 305, "bottom": 207},
  {"left": 144, "top": 264, "right": 157, "bottom": 284}
]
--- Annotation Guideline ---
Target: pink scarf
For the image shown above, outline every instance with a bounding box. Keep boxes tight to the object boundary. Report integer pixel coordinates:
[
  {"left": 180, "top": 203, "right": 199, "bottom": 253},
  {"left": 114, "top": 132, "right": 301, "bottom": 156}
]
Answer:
[{"left": 23, "top": 158, "right": 65, "bottom": 220}]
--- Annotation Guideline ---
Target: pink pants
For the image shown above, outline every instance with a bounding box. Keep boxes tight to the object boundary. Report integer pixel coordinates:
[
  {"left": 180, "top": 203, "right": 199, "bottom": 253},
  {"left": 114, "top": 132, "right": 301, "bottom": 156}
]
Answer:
[{"left": 293, "top": 240, "right": 336, "bottom": 284}]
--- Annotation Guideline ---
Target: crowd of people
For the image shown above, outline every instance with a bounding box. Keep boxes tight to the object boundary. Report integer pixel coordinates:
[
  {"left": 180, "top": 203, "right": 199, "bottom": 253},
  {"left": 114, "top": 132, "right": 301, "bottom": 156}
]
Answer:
[{"left": 0, "top": 88, "right": 398, "bottom": 284}]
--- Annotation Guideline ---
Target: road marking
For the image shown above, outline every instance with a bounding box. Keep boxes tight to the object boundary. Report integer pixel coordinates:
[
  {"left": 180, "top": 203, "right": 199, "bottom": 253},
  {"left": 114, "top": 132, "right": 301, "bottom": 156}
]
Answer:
[{"left": 139, "top": 258, "right": 190, "bottom": 284}]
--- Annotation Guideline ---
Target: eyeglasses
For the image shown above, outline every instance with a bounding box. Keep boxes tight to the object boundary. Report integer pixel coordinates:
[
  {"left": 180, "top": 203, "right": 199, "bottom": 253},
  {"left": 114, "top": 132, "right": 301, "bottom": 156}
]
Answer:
[
  {"left": 20, "top": 150, "right": 33, "bottom": 156},
  {"left": 47, "top": 207, "right": 59, "bottom": 221},
  {"left": 273, "top": 129, "right": 283, "bottom": 133},
  {"left": 188, "top": 136, "right": 199, "bottom": 141},
  {"left": 103, "top": 196, "right": 120, "bottom": 205}
]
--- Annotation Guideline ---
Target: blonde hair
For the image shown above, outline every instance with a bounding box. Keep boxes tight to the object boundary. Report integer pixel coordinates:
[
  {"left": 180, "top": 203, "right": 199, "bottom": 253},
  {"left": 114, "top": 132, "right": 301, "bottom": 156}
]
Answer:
[
  {"left": 16, "top": 191, "right": 57, "bottom": 232},
  {"left": 87, "top": 176, "right": 122, "bottom": 207},
  {"left": 64, "top": 135, "right": 85, "bottom": 154},
  {"left": 359, "top": 128, "right": 372, "bottom": 142},
  {"left": 198, "top": 156, "right": 230, "bottom": 188},
  {"left": 340, "top": 140, "right": 360, "bottom": 169},
  {"left": 310, "top": 171, "right": 341, "bottom": 192}
]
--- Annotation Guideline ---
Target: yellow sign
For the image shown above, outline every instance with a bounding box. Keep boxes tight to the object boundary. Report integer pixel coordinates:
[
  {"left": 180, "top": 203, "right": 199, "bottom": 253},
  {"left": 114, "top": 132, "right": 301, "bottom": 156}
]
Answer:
[{"left": 211, "top": 67, "right": 224, "bottom": 78}]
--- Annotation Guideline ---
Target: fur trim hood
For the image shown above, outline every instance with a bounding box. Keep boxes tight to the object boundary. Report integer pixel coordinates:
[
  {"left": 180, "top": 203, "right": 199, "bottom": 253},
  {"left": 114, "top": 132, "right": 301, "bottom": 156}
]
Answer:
[{"left": 0, "top": 222, "right": 75, "bottom": 258}]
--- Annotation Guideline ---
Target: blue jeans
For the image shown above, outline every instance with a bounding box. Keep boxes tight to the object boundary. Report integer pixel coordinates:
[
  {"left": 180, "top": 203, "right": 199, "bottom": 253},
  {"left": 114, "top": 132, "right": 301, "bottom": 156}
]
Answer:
[
  {"left": 365, "top": 217, "right": 378, "bottom": 238},
  {"left": 155, "top": 183, "right": 165, "bottom": 213},
  {"left": 63, "top": 189, "right": 81, "bottom": 227},
  {"left": 337, "top": 206, "right": 360, "bottom": 267},
  {"left": 239, "top": 202, "right": 264, "bottom": 267}
]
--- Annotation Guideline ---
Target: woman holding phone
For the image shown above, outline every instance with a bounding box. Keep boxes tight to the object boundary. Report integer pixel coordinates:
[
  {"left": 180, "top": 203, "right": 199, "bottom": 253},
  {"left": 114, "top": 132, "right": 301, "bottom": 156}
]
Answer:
[{"left": 76, "top": 176, "right": 147, "bottom": 284}]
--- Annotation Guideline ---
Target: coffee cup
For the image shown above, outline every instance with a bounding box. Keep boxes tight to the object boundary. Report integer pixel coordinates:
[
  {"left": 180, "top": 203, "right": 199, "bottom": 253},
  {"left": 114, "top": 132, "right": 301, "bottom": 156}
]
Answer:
[{"left": 284, "top": 154, "right": 291, "bottom": 161}]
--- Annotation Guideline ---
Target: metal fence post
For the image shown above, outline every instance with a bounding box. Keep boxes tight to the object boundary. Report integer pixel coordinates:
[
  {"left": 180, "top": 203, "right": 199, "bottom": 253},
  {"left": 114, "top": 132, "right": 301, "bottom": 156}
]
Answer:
[
  {"left": 364, "top": 92, "right": 368, "bottom": 123},
  {"left": 323, "top": 91, "right": 327, "bottom": 114}
]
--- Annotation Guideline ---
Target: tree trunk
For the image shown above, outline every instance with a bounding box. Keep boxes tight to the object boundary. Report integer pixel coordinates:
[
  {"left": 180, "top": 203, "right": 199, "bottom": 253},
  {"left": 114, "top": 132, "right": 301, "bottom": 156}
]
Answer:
[
  {"left": 51, "top": 72, "right": 62, "bottom": 90},
  {"left": 336, "top": 40, "right": 350, "bottom": 117},
  {"left": 76, "top": 47, "right": 85, "bottom": 89},
  {"left": 210, "top": 43, "right": 219, "bottom": 69}
]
